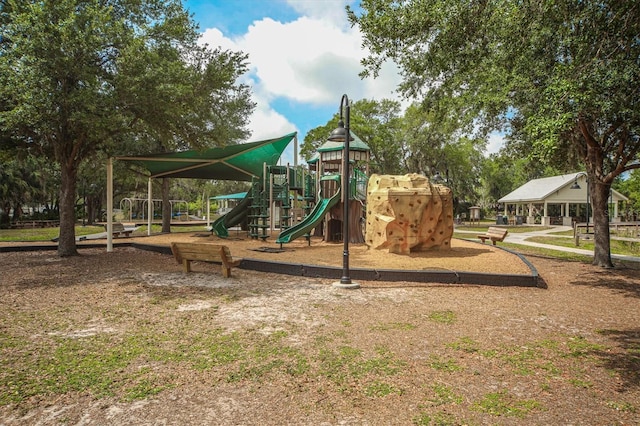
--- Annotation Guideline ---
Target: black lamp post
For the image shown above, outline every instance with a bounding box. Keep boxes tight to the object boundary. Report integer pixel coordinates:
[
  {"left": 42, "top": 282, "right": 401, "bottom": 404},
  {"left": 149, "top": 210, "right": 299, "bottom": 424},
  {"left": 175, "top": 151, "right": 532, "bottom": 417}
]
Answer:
[
  {"left": 570, "top": 171, "right": 590, "bottom": 234},
  {"left": 328, "top": 94, "right": 359, "bottom": 289}
]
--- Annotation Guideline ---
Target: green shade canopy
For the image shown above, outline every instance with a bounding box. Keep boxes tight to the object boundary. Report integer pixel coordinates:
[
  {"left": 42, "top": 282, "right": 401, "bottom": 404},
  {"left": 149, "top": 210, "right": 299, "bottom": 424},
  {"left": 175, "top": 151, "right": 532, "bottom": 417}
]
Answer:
[{"left": 117, "top": 132, "right": 296, "bottom": 181}]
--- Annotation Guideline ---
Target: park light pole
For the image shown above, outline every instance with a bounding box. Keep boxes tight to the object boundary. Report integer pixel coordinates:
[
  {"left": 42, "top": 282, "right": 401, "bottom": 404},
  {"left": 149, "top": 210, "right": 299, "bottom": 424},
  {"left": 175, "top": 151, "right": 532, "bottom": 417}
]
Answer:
[
  {"left": 571, "top": 171, "right": 590, "bottom": 234},
  {"left": 328, "top": 94, "right": 359, "bottom": 289}
]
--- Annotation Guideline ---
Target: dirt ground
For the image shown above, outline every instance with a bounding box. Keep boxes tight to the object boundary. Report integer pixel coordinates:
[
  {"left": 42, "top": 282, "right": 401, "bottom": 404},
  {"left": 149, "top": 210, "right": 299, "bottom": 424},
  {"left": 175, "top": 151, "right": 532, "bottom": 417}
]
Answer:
[{"left": 0, "top": 234, "right": 639, "bottom": 425}]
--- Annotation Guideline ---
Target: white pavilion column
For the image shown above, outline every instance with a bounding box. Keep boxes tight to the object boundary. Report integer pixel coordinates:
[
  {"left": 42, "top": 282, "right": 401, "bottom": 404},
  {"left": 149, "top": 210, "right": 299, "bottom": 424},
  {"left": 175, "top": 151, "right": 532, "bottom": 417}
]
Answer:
[
  {"left": 147, "top": 178, "right": 152, "bottom": 236},
  {"left": 542, "top": 201, "right": 550, "bottom": 226},
  {"left": 563, "top": 202, "right": 572, "bottom": 226}
]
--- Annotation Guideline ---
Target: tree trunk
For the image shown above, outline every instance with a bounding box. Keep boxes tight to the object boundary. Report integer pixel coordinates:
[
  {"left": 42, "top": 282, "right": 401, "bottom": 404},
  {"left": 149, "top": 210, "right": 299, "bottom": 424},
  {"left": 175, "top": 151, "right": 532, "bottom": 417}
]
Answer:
[
  {"left": 591, "top": 179, "right": 613, "bottom": 268},
  {"left": 161, "top": 178, "right": 171, "bottom": 233},
  {"left": 58, "top": 164, "right": 78, "bottom": 257},
  {"left": 12, "top": 203, "right": 22, "bottom": 221}
]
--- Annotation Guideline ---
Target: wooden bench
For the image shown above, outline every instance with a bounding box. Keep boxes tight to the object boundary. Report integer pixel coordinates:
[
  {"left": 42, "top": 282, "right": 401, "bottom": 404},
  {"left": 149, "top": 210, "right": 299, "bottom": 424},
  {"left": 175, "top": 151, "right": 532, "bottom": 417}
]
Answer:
[
  {"left": 105, "top": 222, "right": 133, "bottom": 238},
  {"left": 170, "top": 242, "right": 241, "bottom": 277},
  {"left": 477, "top": 227, "right": 509, "bottom": 245}
]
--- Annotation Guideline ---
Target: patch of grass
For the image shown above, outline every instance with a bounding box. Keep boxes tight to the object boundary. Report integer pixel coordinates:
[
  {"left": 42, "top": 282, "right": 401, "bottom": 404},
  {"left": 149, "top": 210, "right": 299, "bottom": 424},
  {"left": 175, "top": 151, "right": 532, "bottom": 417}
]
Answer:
[
  {"left": 124, "top": 375, "right": 172, "bottom": 401},
  {"left": 428, "top": 384, "right": 463, "bottom": 406},
  {"left": 412, "top": 411, "right": 463, "bottom": 426},
  {"left": 446, "top": 336, "right": 480, "bottom": 353},
  {"left": 606, "top": 400, "right": 637, "bottom": 413},
  {"left": 189, "top": 331, "right": 246, "bottom": 369},
  {"left": 498, "top": 241, "right": 595, "bottom": 262},
  {"left": 428, "top": 310, "right": 456, "bottom": 324},
  {"left": 568, "top": 378, "right": 593, "bottom": 388},
  {"left": 317, "top": 345, "right": 405, "bottom": 393},
  {"left": 0, "top": 323, "right": 313, "bottom": 405},
  {"left": 471, "top": 390, "right": 542, "bottom": 418},
  {"left": 0, "top": 226, "right": 104, "bottom": 242},
  {"left": 1, "top": 334, "right": 145, "bottom": 404},
  {"left": 527, "top": 235, "right": 640, "bottom": 256},
  {"left": 363, "top": 380, "right": 402, "bottom": 397},
  {"left": 0, "top": 224, "right": 210, "bottom": 242},
  {"left": 428, "top": 355, "right": 462, "bottom": 372},
  {"left": 499, "top": 345, "right": 539, "bottom": 376},
  {"left": 454, "top": 225, "right": 552, "bottom": 234},
  {"left": 565, "top": 335, "right": 606, "bottom": 358},
  {"left": 370, "top": 322, "right": 417, "bottom": 331}
]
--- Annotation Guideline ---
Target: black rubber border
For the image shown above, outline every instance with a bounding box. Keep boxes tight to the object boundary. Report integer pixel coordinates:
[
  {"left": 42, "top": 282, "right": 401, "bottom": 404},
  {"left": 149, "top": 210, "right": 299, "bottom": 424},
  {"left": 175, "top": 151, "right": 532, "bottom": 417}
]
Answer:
[{"left": 1, "top": 242, "right": 540, "bottom": 287}]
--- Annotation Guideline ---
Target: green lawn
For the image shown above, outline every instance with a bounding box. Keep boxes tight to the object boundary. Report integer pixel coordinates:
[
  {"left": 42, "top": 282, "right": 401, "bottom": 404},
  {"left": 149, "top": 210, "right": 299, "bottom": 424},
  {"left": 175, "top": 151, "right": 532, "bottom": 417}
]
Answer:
[
  {"left": 0, "top": 224, "right": 209, "bottom": 242},
  {"left": 526, "top": 235, "right": 640, "bottom": 257}
]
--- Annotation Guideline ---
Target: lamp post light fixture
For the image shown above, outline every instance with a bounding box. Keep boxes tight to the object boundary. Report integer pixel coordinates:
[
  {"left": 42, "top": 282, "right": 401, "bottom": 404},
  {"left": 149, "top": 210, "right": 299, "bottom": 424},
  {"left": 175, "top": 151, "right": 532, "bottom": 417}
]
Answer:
[
  {"left": 328, "top": 94, "right": 359, "bottom": 289},
  {"left": 570, "top": 171, "right": 590, "bottom": 234}
]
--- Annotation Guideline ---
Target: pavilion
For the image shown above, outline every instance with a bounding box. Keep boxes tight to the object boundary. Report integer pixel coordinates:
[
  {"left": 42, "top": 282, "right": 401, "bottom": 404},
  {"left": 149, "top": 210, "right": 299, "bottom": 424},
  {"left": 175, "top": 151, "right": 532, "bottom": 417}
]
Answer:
[{"left": 498, "top": 172, "right": 629, "bottom": 226}]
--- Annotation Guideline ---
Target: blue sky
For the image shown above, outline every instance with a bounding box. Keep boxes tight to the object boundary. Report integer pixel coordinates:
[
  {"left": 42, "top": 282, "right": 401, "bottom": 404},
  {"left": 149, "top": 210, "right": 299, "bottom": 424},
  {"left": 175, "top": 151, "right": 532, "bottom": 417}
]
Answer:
[{"left": 185, "top": 0, "right": 503, "bottom": 164}]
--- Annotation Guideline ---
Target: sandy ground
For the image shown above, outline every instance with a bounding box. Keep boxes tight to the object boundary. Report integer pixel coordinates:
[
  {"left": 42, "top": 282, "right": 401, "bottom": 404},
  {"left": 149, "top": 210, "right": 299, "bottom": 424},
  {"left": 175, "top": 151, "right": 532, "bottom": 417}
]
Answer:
[{"left": 120, "top": 231, "right": 533, "bottom": 276}]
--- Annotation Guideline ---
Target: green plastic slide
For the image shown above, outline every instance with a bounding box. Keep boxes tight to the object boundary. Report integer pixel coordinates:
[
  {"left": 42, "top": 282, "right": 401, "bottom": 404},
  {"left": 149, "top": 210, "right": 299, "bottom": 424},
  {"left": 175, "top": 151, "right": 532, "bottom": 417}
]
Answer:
[
  {"left": 276, "top": 187, "right": 341, "bottom": 244},
  {"left": 211, "top": 193, "right": 252, "bottom": 238}
]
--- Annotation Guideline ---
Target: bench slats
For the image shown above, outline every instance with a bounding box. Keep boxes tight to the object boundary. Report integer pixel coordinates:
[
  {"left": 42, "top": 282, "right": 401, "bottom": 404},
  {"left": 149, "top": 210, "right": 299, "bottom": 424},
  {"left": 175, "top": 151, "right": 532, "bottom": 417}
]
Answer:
[
  {"left": 477, "top": 227, "right": 508, "bottom": 245},
  {"left": 171, "top": 242, "right": 241, "bottom": 277},
  {"left": 105, "top": 222, "right": 133, "bottom": 237}
]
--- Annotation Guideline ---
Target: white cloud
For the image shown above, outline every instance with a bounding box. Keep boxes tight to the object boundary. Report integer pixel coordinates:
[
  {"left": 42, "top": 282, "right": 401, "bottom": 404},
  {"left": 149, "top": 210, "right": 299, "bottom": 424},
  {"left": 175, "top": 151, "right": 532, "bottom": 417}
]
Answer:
[
  {"left": 285, "top": 0, "right": 354, "bottom": 27},
  {"left": 198, "top": 10, "right": 402, "bottom": 144}
]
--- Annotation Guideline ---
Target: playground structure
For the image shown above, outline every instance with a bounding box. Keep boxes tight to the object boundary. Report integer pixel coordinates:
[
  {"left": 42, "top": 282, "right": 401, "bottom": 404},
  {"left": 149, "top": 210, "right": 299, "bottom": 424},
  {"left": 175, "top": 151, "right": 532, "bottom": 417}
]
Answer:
[
  {"left": 365, "top": 173, "right": 454, "bottom": 254},
  {"left": 114, "top": 130, "right": 455, "bottom": 254},
  {"left": 209, "top": 131, "right": 371, "bottom": 246},
  {"left": 208, "top": 164, "right": 315, "bottom": 239}
]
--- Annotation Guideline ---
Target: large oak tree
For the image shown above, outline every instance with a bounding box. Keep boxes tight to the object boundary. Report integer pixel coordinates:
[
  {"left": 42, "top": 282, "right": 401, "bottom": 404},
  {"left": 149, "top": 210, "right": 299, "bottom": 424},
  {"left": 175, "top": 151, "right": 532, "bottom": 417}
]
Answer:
[
  {"left": 349, "top": 0, "right": 640, "bottom": 267},
  {"left": 0, "top": 0, "right": 254, "bottom": 256}
]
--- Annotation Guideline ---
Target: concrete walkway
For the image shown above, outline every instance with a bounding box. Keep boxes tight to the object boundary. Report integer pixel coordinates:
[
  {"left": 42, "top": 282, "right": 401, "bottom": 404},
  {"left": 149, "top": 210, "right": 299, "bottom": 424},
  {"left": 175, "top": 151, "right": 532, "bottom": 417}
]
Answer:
[{"left": 457, "top": 225, "right": 640, "bottom": 263}]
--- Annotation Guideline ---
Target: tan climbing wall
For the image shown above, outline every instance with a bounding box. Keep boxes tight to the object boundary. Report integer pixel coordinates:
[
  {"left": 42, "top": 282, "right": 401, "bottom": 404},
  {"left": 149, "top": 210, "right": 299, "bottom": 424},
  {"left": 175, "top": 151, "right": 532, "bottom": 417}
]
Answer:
[{"left": 365, "top": 173, "right": 454, "bottom": 254}]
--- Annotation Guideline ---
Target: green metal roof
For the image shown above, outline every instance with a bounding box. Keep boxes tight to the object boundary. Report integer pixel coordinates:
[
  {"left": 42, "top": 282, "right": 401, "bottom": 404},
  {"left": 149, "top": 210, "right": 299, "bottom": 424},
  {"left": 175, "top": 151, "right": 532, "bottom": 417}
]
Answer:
[
  {"left": 316, "top": 131, "right": 370, "bottom": 152},
  {"left": 210, "top": 192, "right": 248, "bottom": 200},
  {"left": 116, "top": 132, "right": 296, "bottom": 181}
]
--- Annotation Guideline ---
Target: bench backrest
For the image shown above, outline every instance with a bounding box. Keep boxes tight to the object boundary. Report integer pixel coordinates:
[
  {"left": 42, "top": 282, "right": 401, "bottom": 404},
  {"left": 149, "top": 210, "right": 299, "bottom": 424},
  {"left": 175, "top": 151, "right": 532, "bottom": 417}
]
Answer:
[
  {"left": 486, "top": 227, "right": 508, "bottom": 238},
  {"left": 171, "top": 243, "right": 230, "bottom": 264},
  {"left": 112, "top": 222, "right": 125, "bottom": 232}
]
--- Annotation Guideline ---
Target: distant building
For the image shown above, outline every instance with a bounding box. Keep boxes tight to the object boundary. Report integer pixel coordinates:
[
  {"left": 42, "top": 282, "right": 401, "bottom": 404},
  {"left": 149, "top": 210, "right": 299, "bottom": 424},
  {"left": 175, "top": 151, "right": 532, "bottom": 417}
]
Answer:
[{"left": 498, "top": 173, "right": 629, "bottom": 226}]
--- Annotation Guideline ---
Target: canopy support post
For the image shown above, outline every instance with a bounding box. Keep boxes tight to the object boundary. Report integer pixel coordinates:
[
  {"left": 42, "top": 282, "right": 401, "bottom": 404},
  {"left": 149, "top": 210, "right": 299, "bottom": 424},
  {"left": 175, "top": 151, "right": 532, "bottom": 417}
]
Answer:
[
  {"left": 107, "top": 157, "right": 113, "bottom": 252},
  {"left": 147, "top": 178, "right": 153, "bottom": 236}
]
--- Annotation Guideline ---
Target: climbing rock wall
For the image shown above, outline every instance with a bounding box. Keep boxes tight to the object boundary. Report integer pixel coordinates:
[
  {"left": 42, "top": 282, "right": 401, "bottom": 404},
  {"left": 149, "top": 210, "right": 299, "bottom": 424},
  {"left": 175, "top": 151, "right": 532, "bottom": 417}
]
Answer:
[{"left": 365, "top": 173, "right": 454, "bottom": 254}]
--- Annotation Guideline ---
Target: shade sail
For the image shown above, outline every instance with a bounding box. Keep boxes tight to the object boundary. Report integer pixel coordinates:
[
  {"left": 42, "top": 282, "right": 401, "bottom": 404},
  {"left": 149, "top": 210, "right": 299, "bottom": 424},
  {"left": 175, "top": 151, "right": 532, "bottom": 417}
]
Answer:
[{"left": 116, "top": 132, "right": 296, "bottom": 181}]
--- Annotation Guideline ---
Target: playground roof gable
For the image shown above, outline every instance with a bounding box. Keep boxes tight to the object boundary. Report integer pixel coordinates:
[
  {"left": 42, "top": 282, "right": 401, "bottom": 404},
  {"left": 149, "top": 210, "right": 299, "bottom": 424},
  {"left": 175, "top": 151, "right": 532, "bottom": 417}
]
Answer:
[{"left": 116, "top": 132, "right": 296, "bottom": 181}]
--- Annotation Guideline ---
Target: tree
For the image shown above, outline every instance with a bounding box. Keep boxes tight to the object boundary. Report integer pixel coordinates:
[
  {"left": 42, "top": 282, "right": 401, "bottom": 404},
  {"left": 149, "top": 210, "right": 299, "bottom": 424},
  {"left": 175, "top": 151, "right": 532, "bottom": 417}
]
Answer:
[
  {"left": 0, "top": 0, "right": 254, "bottom": 256},
  {"left": 300, "top": 98, "right": 404, "bottom": 174},
  {"left": 615, "top": 170, "right": 640, "bottom": 218},
  {"left": 399, "top": 103, "right": 484, "bottom": 213},
  {"left": 348, "top": 99, "right": 404, "bottom": 175},
  {"left": 350, "top": 0, "right": 640, "bottom": 267}
]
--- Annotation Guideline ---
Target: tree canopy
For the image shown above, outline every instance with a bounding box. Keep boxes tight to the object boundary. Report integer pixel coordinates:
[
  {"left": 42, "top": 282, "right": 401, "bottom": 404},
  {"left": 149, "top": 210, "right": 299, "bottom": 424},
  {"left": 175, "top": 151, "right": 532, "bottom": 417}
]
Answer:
[
  {"left": 0, "top": 0, "right": 255, "bottom": 255},
  {"left": 349, "top": 0, "right": 640, "bottom": 267}
]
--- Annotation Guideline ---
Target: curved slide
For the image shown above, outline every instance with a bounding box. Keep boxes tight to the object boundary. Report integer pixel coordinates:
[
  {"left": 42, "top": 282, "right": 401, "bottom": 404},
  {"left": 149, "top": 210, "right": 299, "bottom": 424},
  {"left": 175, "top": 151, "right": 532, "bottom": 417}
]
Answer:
[
  {"left": 211, "top": 193, "right": 252, "bottom": 238},
  {"left": 276, "top": 188, "right": 341, "bottom": 244}
]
